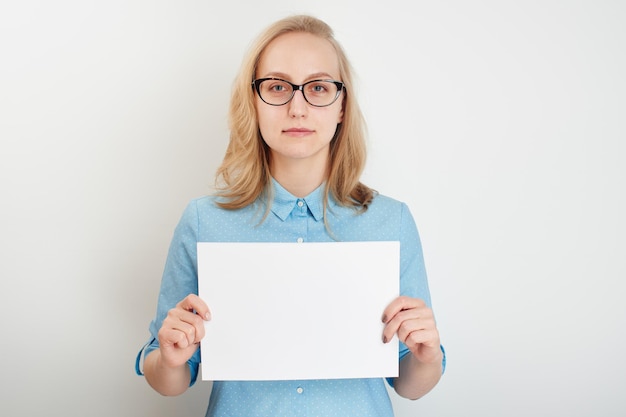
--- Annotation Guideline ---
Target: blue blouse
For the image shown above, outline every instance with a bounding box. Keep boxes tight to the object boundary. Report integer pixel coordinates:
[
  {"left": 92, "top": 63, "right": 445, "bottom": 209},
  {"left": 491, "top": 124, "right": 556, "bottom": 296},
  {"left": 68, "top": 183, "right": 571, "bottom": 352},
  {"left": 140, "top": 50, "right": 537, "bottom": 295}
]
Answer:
[{"left": 137, "top": 180, "right": 445, "bottom": 417}]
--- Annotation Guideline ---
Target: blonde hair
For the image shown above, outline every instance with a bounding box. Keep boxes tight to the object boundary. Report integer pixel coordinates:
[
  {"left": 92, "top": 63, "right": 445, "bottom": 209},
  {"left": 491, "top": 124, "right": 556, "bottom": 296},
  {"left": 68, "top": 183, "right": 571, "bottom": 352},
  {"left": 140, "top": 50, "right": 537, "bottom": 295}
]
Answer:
[{"left": 215, "top": 15, "right": 374, "bottom": 215}]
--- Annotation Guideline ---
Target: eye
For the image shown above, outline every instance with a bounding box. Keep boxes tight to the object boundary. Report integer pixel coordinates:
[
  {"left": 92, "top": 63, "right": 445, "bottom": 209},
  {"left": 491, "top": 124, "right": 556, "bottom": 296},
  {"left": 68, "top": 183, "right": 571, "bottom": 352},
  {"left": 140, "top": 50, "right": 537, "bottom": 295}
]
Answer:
[
  {"left": 306, "top": 81, "right": 333, "bottom": 97},
  {"left": 262, "top": 79, "right": 292, "bottom": 96},
  {"left": 310, "top": 82, "right": 328, "bottom": 93},
  {"left": 270, "top": 83, "right": 286, "bottom": 92}
]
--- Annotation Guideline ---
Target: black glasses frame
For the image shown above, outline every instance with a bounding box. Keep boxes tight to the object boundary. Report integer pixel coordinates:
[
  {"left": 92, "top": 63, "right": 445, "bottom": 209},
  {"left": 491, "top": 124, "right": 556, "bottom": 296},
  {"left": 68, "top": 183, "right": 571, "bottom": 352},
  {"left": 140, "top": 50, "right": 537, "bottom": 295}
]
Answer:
[{"left": 252, "top": 78, "right": 345, "bottom": 107}]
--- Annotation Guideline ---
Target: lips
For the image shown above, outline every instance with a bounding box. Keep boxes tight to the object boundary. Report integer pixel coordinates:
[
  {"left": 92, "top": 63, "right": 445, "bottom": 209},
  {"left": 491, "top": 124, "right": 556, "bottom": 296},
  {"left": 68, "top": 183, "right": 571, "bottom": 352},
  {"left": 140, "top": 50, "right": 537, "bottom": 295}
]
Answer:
[
  {"left": 283, "top": 128, "right": 314, "bottom": 133},
  {"left": 282, "top": 127, "right": 314, "bottom": 138}
]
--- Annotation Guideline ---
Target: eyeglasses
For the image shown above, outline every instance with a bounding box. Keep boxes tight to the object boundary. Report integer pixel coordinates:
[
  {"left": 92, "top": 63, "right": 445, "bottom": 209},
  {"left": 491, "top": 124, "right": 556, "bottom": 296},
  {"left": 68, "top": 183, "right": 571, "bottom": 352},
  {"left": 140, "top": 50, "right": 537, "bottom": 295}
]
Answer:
[{"left": 252, "top": 78, "right": 345, "bottom": 107}]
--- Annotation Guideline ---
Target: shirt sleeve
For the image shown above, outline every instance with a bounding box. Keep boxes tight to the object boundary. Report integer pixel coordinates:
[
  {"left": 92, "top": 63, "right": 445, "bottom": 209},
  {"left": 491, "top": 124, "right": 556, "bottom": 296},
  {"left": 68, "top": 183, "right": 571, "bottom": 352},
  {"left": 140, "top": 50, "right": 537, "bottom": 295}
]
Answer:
[
  {"left": 136, "top": 199, "right": 202, "bottom": 386},
  {"left": 386, "top": 203, "right": 446, "bottom": 386}
]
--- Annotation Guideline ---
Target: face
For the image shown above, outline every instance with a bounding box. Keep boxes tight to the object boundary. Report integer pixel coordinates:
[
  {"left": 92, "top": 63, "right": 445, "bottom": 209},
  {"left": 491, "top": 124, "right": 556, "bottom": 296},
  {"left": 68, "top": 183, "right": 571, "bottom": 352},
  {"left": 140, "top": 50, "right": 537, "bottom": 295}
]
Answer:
[{"left": 255, "top": 32, "right": 344, "bottom": 172}]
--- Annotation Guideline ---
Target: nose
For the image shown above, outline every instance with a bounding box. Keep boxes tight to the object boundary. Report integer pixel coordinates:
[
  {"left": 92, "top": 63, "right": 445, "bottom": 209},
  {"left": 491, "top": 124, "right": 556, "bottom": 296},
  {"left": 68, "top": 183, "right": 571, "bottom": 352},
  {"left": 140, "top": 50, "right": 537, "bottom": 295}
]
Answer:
[{"left": 288, "top": 89, "right": 308, "bottom": 118}]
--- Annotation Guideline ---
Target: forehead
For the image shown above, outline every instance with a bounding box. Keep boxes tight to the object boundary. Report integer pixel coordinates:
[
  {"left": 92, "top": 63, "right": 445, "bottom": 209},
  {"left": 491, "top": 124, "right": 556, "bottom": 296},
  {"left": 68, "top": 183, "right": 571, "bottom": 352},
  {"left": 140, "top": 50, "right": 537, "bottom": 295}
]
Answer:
[{"left": 256, "top": 32, "right": 341, "bottom": 80}]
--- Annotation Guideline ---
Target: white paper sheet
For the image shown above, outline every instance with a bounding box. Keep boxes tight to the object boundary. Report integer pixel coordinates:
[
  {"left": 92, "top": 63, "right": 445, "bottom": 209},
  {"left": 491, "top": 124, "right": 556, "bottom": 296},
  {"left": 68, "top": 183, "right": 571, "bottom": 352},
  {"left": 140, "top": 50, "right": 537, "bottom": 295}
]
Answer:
[{"left": 197, "top": 241, "right": 400, "bottom": 381}]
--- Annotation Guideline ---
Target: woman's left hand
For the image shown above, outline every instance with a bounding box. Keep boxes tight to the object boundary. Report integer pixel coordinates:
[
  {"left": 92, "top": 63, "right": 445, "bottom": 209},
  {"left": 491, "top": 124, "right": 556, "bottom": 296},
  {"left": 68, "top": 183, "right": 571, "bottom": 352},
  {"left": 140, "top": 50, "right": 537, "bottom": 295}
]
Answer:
[{"left": 381, "top": 296, "right": 442, "bottom": 365}]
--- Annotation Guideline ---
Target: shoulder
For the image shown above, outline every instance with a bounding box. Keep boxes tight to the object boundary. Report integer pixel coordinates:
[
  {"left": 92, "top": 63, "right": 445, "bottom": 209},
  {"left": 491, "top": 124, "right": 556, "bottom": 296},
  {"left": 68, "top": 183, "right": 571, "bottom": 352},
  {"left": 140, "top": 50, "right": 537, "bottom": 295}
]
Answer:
[
  {"left": 370, "top": 192, "right": 403, "bottom": 207},
  {"left": 332, "top": 192, "right": 412, "bottom": 222},
  {"left": 183, "top": 194, "right": 243, "bottom": 215},
  {"left": 175, "top": 195, "right": 226, "bottom": 227},
  {"left": 365, "top": 192, "right": 419, "bottom": 232},
  {"left": 187, "top": 195, "right": 219, "bottom": 211},
  {"left": 177, "top": 194, "right": 262, "bottom": 238},
  {"left": 368, "top": 192, "right": 411, "bottom": 216}
]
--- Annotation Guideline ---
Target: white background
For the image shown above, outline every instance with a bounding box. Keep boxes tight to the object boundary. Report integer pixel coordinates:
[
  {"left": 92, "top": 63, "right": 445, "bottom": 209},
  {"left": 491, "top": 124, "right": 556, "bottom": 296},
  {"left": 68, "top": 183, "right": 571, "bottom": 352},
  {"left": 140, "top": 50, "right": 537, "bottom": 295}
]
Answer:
[{"left": 1, "top": 1, "right": 624, "bottom": 416}]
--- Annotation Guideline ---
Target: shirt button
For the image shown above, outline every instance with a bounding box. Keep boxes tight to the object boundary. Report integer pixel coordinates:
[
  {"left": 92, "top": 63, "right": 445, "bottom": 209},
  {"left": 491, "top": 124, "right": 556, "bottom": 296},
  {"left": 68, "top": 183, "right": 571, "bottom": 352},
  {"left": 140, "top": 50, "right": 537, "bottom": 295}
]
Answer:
[
  {"left": 297, "top": 237, "right": 304, "bottom": 243},
  {"left": 296, "top": 387, "right": 304, "bottom": 394},
  {"left": 297, "top": 200, "right": 304, "bottom": 207}
]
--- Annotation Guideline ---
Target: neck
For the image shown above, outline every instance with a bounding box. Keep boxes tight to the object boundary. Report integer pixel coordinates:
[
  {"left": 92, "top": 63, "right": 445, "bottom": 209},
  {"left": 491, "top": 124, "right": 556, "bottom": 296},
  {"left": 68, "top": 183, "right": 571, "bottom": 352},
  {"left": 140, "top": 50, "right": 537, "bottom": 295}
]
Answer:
[{"left": 270, "top": 156, "right": 329, "bottom": 198}]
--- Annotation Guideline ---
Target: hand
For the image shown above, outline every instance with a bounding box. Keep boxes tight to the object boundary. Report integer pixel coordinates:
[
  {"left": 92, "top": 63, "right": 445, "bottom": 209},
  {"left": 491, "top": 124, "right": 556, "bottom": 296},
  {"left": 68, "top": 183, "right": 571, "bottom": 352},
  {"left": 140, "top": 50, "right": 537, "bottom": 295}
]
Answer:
[
  {"left": 157, "top": 294, "right": 211, "bottom": 369},
  {"left": 381, "top": 296, "right": 442, "bottom": 365}
]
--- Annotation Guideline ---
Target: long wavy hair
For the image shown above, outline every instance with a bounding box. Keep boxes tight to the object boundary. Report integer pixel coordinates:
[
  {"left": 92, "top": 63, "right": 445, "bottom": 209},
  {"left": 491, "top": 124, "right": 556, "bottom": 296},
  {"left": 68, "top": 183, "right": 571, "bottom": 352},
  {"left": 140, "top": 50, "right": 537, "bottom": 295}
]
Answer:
[{"left": 215, "top": 15, "right": 375, "bottom": 218}]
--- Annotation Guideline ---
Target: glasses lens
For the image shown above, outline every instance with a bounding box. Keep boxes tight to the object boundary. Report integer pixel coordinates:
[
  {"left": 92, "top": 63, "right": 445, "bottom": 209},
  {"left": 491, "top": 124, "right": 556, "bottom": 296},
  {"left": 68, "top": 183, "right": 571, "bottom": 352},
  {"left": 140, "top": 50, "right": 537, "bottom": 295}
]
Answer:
[
  {"left": 302, "top": 81, "right": 339, "bottom": 106},
  {"left": 259, "top": 79, "right": 293, "bottom": 105}
]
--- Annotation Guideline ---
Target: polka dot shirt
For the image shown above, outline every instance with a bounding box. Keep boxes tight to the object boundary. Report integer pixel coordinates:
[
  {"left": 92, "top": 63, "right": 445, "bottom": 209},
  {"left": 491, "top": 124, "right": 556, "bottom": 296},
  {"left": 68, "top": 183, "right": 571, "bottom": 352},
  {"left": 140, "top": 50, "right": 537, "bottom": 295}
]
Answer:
[{"left": 139, "top": 179, "right": 444, "bottom": 417}]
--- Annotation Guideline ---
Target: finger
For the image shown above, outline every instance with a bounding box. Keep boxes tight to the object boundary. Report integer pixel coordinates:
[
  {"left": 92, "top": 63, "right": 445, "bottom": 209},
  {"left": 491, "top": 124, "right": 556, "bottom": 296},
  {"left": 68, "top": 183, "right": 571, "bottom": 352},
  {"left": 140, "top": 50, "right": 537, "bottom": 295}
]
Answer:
[
  {"left": 381, "top": 296, "right": 425, "bottom": 324},
  {"left": 382, "top": 312, "right": 415, "bottom": 344},
  {"left": 158, "top": 325, "right": 196, "bottom": 350},
  {"left": 395, "top": 316, "right": 435, "bottom": 344},
  {"left": 382, "top": 304, "right": 433, "bottom": 344},
  {"left": 163, "top": 309, "right": 206, "bottom": 346},
  {"left": 404, "top": 329, "right": 442, "bottom": 364},
  {"left": 403, "top": 328, "right": 440, "bottom": 349},
  {"left": 172, "top": 320, "right": 198, "bottom": 347},
  {"left": 161, "top": 313, "right": 196, "bottom": 347},
  {"left": 177, "top": 294, "right": 212, "bottom": 321}
]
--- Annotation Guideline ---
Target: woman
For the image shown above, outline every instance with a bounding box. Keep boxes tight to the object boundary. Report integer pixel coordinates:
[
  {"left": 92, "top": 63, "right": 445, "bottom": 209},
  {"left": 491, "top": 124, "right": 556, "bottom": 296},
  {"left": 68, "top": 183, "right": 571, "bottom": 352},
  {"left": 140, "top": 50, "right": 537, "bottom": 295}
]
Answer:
[{"left": 137, "top": 14, "right": 445, "bottom": 416}]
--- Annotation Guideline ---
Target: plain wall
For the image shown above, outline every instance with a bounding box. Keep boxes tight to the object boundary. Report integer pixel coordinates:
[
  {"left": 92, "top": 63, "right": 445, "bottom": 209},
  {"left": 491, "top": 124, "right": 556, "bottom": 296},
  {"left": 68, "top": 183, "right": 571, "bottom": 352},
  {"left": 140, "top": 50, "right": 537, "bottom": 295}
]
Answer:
[{"left": 1, "top": 1, "right": 625, "bottom": 416}]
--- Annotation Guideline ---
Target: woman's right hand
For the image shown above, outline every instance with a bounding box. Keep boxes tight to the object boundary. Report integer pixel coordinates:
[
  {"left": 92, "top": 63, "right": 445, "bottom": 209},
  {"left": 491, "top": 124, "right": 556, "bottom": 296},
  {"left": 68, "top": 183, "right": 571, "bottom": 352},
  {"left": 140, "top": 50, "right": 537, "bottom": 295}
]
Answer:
[{"left": 157, "top": 294, "right": 211, "bottom": 369}]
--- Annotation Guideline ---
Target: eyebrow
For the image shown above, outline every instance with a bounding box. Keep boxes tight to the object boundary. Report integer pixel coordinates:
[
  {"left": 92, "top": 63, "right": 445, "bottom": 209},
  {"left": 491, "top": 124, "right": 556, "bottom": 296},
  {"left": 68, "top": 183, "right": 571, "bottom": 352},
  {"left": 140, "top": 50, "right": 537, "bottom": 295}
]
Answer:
[{"left": 261, "top": 71, "right": 338, "bottom": 81}]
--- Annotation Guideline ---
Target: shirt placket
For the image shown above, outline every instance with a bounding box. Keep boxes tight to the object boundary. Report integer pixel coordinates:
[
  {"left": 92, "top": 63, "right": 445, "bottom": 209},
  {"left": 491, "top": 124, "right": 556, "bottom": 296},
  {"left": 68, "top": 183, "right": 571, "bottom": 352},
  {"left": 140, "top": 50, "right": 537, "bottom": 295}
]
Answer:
[{"left": 293, "top": 199, "right": 309, "bottom": 243}]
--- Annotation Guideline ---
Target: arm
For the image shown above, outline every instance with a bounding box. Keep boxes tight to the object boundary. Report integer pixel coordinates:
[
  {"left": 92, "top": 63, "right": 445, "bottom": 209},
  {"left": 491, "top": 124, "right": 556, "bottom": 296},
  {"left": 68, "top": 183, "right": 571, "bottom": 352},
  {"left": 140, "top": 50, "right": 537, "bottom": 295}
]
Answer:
[
  {"left": 144, "top": 349, "right": 192, "bottom": 396},
  {"left": 382, "top": 296, "right": 443, "bottom": 400},
  {"left": 380, "top": 203, "right": 443, "bottom": 399},
  {"left": 144, "top": 295, "right": 211, "bottom": 396},
  {"left": 394, "top": 346, "right": 443, "bottom": 400}
]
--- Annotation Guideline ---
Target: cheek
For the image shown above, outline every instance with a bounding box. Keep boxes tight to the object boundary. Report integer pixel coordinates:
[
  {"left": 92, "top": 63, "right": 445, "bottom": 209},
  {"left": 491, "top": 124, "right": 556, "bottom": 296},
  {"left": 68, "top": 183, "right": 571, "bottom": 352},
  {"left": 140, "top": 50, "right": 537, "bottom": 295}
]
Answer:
[
  {"left": 255, "top": 103, "right": 274, "bottom": 137},
  {"left": 256, "top": 112, "right": 275, "bottom": 140},
  {"left": 337, "top": 100, "right": 344, "bottom": 123}
]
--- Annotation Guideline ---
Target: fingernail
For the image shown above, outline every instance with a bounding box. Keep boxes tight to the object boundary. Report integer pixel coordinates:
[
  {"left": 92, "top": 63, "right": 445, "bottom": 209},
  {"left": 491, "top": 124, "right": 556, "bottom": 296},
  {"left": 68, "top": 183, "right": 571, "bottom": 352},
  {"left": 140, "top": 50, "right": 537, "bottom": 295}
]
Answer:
[
  {"left": 381, "top": 315, "right": 387, "bottom": 323},
  {"left": 382, "top": 335, "right": 387, "bottom": 344},
  {"left": 205, "top": 312, "right": 211, "bottom": 320}
]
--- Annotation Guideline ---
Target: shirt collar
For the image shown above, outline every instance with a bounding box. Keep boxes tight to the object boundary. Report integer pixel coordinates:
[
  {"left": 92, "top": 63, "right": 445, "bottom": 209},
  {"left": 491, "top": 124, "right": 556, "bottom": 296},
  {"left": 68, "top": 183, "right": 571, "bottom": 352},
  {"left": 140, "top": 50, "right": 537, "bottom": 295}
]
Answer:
[{"left": 270, "top": 178, "right": 333, "bottom": 222}]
